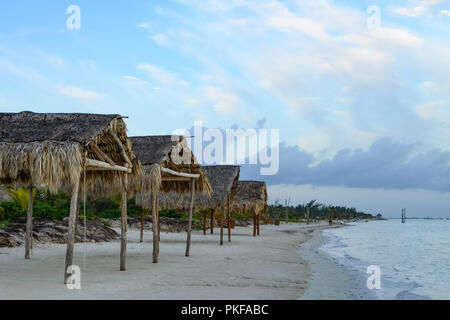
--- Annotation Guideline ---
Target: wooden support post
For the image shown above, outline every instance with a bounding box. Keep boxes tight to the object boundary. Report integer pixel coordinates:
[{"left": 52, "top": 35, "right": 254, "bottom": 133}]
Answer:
[
  {"left": 220, "top": 208, "right": 224, "bottom": 246},
  {"left": 307, "top": 207, "right": 310, "bottom": 225},
  {"left": 74, "top": 199, "right": 80, "bottom": 239},
  {"left": 120, "top": 173, "right": 128, "bottom": 271},
  {"left": 157, "top": 197, "right": 161, "bottom": 242},
  {"left": 257, "top": 214, "right": 260, "bottom": 236},
  {"left": 140, "top": 209, "right": 145, "bottom": 243},
  {"left": 152, "top": 192, "right": 159, "bottom": 263},
  {"left": 64, "top": 177, "right": 80, "bottom": 284},
  {"left": 202, "top": 210, "right": 206, "bottom": 235},
  {"left": 253, "top": 212, "right": 257, "bottom": 237},
  {"left": 25, "top": 185, "right": 34, "bottom": 260},
  {"left": 30, "top": 204, "right": 33, "bottom": 253},
  {"left": 285, "top": 199, "right": 288, "bottom": 223},
  {"left": 227, "top": 195, "right": 231, "bottom": 242},
  {"left": 210, "top": 210, "right": 214, "bottom": 234},
  {"left": 186, "top": 179, "right": 195, "bottom": 257}
]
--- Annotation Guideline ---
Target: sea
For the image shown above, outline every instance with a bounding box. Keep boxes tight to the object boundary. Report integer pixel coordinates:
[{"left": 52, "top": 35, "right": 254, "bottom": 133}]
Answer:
[{"left": 320, "top": 219, "right": 450, "bottom": 300}]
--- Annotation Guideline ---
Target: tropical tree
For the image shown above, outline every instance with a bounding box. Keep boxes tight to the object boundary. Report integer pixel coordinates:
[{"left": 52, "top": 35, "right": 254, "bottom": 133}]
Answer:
[{"left": 6, "top": 188, "right": 36, "bottom": 212}]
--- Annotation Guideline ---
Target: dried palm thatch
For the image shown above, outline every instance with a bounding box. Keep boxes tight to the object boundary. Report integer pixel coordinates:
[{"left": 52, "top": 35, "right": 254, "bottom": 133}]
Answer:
[
  {"left": 194, "top": 165, "right": 240, "bottom": 209},
  {"left": 150, "top": 165, "right": 240, "bottom": 211},
  {"left": 232, "top": 181, "right": 268, "bottom": 216},
  {"left": 0, "top": 111, "right": 140, "bottom": 194},
  {"left": 130, "top": 136, "right": 211, "bottom": 203}
]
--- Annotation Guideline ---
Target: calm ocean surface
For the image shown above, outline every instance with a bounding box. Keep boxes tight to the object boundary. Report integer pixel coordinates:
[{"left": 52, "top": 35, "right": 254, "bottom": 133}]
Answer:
[{"left": 321, "top": 220, "right": 450, "bottom": 300}]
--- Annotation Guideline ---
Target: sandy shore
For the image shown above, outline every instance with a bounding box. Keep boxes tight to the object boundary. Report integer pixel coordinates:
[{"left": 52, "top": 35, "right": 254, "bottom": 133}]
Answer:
[
  {"left": 0, "top": 222, "right": 342, "bottom": 300},
  {"left": 298, "top": 228, "right": 378, "bottom": 300}
]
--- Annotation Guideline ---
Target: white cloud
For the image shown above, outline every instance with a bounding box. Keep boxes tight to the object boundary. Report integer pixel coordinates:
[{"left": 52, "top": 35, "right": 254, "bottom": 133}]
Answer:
[
  {"left": 121, "top": 75, "right": 162, "bottom": 89},
  {"left": 420, "top": 0, "right": 445, "bottom": 6},
  {"left": 204, "top": 86, "right": 240, "bottom": 116},
  {"left": 440, "top": 9, "right": 450, "bottom": 16},
  {"left": 0, "top": 59, "right": 48, "bottom": 85},
  {"left": 137, "top": 22, "right": 153, "bottom": 30},
  {"left": 392, "top": 0, "right": 445, "bottom": 17},
  {"left": 152, "top": 33, "right": 169, "bottom": 46},
  {"left": 57, "top": 85, "right": 104, "bottom": 100},
  {"left": 121, "top": 75, "right": 143, "bottom": 82},
  {"left": 414, "top": 101, "right": 450, "bottom": 124},
  {"left": 137, "top": 64, "right": 189, "bottom": 86},
  {"left": 370, "top": 27, "right": 423, "bottom": 47},
  {"left": 393, "top": 6, "right": 428, "bottom": 17},
  {"left": 142, "top": 0, "right": 450, "bottom": 153},
  {"left": 264, "top": 13, "right": 329, "bottom": 40}
]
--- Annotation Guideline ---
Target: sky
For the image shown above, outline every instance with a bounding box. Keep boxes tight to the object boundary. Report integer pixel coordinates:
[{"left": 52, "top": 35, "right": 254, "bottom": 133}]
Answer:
[{"left": 0, "top": 0, "right": 449, "bottom": 218}]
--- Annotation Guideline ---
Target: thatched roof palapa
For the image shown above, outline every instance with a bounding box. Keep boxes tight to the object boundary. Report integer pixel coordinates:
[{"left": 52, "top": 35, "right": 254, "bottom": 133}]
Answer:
[
  {"left": 1, "top": 111, "right": 145, "bottom": 281},
  {"left": 232, "top": 181, "right": 268, "bottom": 216},
  {"left": 0, "top": 111, "right": 140, "bottom": 194},
  {"left": 156, "top": 165, "right": 240, "bottom": 211},
  {"left": 131, "top": 136, "right": 211, "bottom": 209}
]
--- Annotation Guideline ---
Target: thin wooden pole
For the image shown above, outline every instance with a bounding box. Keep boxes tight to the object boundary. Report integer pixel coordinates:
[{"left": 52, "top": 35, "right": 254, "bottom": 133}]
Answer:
[
  {"left": 227, "top": 195, "right": 231, "bottom": 242},
  {"left": 257, "top": 214, "right": 260, "bottom": 236},
  {"left": 157, "top": 196, "right": 160, "bottom": 242},
  {"left": 74, "top": 200, "right": 79, "bottom": 240},
  {"left": 307, "top": 207, "right": 310, "bottom": 225},
  {"left": 285, "top": 199, "right": 288, "bottom": 223},
  {"left": 210, "top": 210, "right": 214, "bottom": 234},
  {"left": 30, "top": 203, "right": 33, "bottom": 254},
  {"left": 64, "top": 177, "right": 80, "bottom": 284},
  {"left": 253, "top": 212, "right": 257, "bottom": 237},
  {"left": 152, "top": 192, "right": 159, "bottom": 263},
  {"left": 202, "top": 210, "right": 206, "bottom": 235},
  {"left": 120, "top": 173, "right": 128, "bottom": 271},
  {"left": 186, "top": 179, "right": 195, "bottom": 257},
  {"left": 25, "top": 185, "right": 34, "bottom": 260},
  {"left": 140, "top": 209, "right": 145, "bottom": 243},
  {"left": 220, "top": 207, "right": 224, "bottom": 246}
]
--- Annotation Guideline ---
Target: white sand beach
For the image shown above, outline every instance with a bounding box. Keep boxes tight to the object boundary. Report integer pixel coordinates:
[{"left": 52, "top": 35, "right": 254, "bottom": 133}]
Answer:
[{"left": 0, "top": 223, "right": 343, "bottom": 300}]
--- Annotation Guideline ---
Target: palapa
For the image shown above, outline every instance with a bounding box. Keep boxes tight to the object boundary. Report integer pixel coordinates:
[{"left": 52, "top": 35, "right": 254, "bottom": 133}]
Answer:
[
  {"left": 156, "top": 165, "right": 240, "bottom": 244},
  {"left": 130, "top": 135, "right": 211, "bottom": 261},
  {"left": 0, "top": 111, "right": 140, "bottom": 283},
  {"left": 232, "top": 181, "right": 268, "bottom": 236}
]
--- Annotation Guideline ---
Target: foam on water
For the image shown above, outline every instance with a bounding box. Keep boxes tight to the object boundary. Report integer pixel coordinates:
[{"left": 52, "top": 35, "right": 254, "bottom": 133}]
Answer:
[{"left": 320, "top": 220, "right": 450, "bottom": 300}]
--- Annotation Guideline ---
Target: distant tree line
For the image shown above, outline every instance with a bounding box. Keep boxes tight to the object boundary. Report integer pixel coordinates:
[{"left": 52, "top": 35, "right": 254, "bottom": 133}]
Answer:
[{"left": 268, "top": 200, "right": 373, "bottom": 221}]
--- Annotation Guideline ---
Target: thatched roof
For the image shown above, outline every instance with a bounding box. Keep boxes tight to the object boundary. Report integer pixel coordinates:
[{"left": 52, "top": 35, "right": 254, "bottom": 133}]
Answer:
[
  {"left": 232, "top": 181, "right": 268, "bottom": 215},
  {"left": 153, "top": 165, "right": 240, "bottom": 211},
  {"left": 131, "top": 136, "right": 211, "bottom": 202},
  {"left": 130, "top": 135, "right": 184, "bottom": 167},
  {"left": 200, "top": 166, "right": 240, "bottom": 207},
  {"left": 0, "top": 111, "right": 140, "bottom": 194}
]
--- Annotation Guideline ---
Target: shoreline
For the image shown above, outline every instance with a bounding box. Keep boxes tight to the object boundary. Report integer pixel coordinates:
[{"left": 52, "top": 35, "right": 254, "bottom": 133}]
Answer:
[{"left": 298, "top": 225, "right": 379, "bottom": 300}]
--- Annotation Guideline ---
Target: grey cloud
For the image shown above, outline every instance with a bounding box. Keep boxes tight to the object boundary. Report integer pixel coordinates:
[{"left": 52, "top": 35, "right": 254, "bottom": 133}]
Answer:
[{"left": 240, "top": 138, "right": 450, "bottom": 192}]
